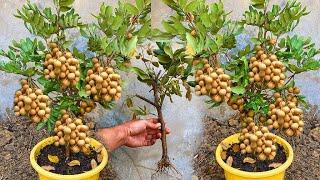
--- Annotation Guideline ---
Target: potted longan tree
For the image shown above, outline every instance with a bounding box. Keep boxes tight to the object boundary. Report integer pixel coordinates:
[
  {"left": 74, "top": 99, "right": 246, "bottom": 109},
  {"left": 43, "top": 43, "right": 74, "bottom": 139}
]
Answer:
[
  {"left": 0, "top": 0, "right": 149, "bottom": 179},
  {"left": 162, "top": 0, "right": 320, "bottom": 179}
]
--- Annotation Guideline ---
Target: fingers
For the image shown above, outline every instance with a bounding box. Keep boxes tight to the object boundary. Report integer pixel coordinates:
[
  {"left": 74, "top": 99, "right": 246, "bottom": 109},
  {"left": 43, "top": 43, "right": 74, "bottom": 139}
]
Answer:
[
  {"left": 143, "top": 139, "right": 157, "bottom": 146},
  {"left": 147, "top": 118, "right": 159, "bottom": 123},
  {"left": 146, "top": 118, "right": 167, "bottom": 129},
  {"left": 145, "top": 120, "right": 161, "bottom": 130}
]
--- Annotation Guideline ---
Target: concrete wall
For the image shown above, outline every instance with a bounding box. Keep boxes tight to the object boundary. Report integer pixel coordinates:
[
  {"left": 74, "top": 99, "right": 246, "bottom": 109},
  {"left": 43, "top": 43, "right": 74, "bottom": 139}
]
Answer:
[{"left": 0, "top": 0, "right": 319, "bottom": 179}]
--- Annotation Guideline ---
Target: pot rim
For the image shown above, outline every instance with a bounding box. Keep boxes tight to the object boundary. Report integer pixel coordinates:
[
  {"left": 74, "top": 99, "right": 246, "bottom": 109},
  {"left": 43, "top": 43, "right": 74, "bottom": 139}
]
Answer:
[
  {"left": 215, "top": 133, "right": 294, "bottom": 178},
  {"left": 30, "top": 137, "right": 108, "bottom": 179}
]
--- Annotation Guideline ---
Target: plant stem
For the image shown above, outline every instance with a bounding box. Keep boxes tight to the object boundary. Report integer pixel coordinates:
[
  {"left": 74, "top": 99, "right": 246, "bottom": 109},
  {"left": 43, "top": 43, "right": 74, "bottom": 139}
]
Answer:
[{"left": 152, "top": 79, "right": 168, "bottom": 159}]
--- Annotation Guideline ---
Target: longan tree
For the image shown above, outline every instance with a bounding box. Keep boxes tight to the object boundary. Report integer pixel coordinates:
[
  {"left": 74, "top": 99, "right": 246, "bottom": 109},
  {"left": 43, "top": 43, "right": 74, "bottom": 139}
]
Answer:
[
  {"left": 161, "top": 0, "right": 320, "bottom": 162},
  {"left": 0, "top": 0, "right": 150, "bottom": 160},
  {"left": 225, "top": 0, "right": 320, "bottom": 160}
]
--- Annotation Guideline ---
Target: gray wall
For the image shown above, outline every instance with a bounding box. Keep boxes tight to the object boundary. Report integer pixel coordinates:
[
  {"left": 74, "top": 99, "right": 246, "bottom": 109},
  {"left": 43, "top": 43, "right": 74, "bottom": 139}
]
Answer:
[{"left": 0, "top": 0, "right": 319, "bottom": 179}]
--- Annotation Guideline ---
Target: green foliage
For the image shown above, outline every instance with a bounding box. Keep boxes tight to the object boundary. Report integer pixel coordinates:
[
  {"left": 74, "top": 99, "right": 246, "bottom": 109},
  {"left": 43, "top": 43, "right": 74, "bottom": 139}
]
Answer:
[
  {"left": 277, "top": 35, "right": 320, "bottom": 73},
  {"left": 15, "top": 0, "right": 82, "bottom": 41},
  {"left": 0, "top": 38, "right": 45, "bottom": 76},
  {"left": 160, "top": 0, "right": 242, "bottom": 57},
  {"left": 81, "top": 0, "right": 151, "bottom": 59},
  {"left": 132, "top": 43, "right": 191, "bottom": 107},
  {"left": 244, "top": 0, "right": 309, "bottom": 37}
]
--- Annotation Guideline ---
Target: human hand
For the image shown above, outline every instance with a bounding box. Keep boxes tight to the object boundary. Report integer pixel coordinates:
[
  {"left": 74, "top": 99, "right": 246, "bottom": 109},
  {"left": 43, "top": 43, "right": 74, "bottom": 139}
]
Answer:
[{"left": 122, "top": 118, "right": 170, "bottom": 147}]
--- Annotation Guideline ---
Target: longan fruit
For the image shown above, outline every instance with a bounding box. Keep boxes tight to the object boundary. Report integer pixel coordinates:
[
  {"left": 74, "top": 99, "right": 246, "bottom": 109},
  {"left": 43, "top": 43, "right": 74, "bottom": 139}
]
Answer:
[
  {"left": 264, "top": 147, "right": 272, "bottom": 155},
  {"left": 59, "top": 138, "right": 66, "bottom": 145},
  {"left": 72, "top": 145, "right": 80, "bottom": 153},
  {"left": 293, "top": 88, "right": 300, "bottom": 94},
  {"left": 77, "top": 140, "right": 85, "bottom": 147},
  {"left": 250, "top": 135, "right": 258, "bottom": 142},
  {"left": 245, "top": 146, "right": 253, "bottom": 153},
  {"left": 255, "top": 46, "right": 262, "bottom": 51},
  {"left": 109, "top": 88, "right": 117, "bottom": 96},
  {"left": 240, "top": 143, "right": 246, "bottom": 150},
  {"left": 258, "top": 153, "right": 267, "bottom": 161}
]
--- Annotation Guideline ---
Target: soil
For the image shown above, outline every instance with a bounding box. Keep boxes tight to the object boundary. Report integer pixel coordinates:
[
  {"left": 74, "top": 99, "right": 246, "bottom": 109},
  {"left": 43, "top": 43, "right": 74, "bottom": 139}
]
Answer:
[
  {"left": 223, "top": 143, "right": 286, "bottom": 172},
  {"left": 37, "top": 144, "right": 100, "bottom": 175},
  {"left": 193, "top": 106, "right": 320, "bottom": 180},
  {"left": 0, "top": 110, "right": 118, "bottom": 180}
]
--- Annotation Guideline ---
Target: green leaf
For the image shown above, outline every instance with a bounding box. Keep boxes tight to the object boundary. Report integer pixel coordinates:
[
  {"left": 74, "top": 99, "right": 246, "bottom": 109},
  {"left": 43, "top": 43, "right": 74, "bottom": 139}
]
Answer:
[
  {"left": 188, "top": 81, "right": 196, "bottom": 87},
  {"left": 62, "top": 41, "right": 73, "bottom": 48},
  {"left": 131, "top": 67, "right": 150, "bottom": 80},
  {"left": 161, "top": 21, "right": 178, "bottom": 34},
  {"left": 161, "top": 0, "right": 176, "bottom": 6},
  {"left": 184, "top": 1, "right": 198, "bottom": 13},
  {"left": 126, "top": 97, "right": 133, "bottom": 108},
  {"left": 112, "top": 15, "right": 124, "bottom": 30},
  {"left": 164, "top": 46, "right": 173, "bottom": 58},
  {"left": 136, "top": 0, "right": 145, "bottom": 11},
  {"left": 59, "top": 0, "right": 75, "bottom": 7},
  {"left": 124, "top": 35, "right": 138, "bottom": 56},
  {"left": 178, "top": 0, "right": 188, "bottom": 8},
  {"left": 23, "top": 67, "right": 36, "bottom": 76},
  {"left": 36, "top": 122, "right": 45, "bottom": 130},
  {"left": 60, "top": 6, "right": 72, "bottom": 12},
  {"left": 186, "top": 32, "right": 197, "bottom": 53},
  {"left": 251, "top": 38, "right": 262, "bottom": 45},
  {"left": 200, "top": 13, "right": 211, "bottom": 27},
  {"left": 231, "top": 86, "right": 246, "bottom": 95},
  {"left": 125, "top": 3, "right": 139, "bottom": 15},
  {"left": 138, "top": 19, "right": 151, "bottom": 36}
]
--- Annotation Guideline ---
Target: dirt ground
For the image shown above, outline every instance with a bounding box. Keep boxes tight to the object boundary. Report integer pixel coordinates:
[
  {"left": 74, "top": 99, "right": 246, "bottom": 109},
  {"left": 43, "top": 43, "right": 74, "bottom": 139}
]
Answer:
[
  {"left": 0, "top": 110, "right": 117, "bottom": 180},
  {"left": 193, "top": 106, "right": 320, "bottom": 180}
]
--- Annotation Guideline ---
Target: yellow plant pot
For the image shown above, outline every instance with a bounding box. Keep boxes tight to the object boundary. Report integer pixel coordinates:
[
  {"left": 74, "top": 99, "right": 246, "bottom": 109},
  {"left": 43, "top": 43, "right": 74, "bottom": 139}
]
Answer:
[
  {"left": 30, "top": 137, "right": 108, "bottom": 180},
  {"left": 216, "top": 133, "right": 293, "bottom": 180}
]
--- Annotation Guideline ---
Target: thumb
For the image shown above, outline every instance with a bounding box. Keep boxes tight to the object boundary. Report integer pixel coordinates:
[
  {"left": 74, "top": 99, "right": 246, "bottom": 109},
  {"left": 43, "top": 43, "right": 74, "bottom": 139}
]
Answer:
[{"left": 145, "top": 121, "right": 161, "bottom": 130}]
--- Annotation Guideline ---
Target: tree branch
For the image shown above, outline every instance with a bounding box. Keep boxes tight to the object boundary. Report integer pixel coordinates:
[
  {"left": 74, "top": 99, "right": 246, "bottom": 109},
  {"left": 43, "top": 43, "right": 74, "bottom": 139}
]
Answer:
[{"left": 135, "top": 94, "right": 157, "bottom": 107}]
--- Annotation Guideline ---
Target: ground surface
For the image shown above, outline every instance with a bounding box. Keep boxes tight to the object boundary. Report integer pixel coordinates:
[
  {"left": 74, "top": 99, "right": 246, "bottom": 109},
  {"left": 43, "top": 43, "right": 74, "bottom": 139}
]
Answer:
[
  {"left": 0, "top": 111, "right": 117, "bottom": 180},
  {"left": 193, "top": 107, "right": 320, "bottom": 180}
]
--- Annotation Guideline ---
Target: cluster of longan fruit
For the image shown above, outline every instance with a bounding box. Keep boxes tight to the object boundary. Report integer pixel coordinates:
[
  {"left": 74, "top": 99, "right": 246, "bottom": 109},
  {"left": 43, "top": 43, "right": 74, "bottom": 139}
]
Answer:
[
  {"left": 53, "top": 110, "right": 91, "bottom": 154},
  {"left": 195, "top": 59, "right": 231, "bottom": 103},
  {"left": 239, "top": 125, "right": 277, "bottom": 161},
  {"left": 266, "top": 89, "right": 304, "bottom": 136},
  {"left": 249, "top": 46, "right": 285, "bottom": 89},
  {"left": 85, "top": 58, "right": 122, "bottom": 102},
  {"left": 227, "top": 98, "right": 244, "bottom": 112},
  {"left": 79, "top": 100, "right": 96, "bottom": 117},
  {"left": 13, "top": 79, "right": 51, "bottom": 123},
  {"left": 44, "top": 42, "right": 80, "bottom": 89}
]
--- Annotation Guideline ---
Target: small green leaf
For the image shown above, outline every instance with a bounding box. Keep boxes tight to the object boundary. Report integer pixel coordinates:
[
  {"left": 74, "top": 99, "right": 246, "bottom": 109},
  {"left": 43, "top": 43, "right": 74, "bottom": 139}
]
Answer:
[
  {"left": 164, "top": 46, "right": 173, "bottom": 58},
  {"left": 186, "top": 32, "right": 197, "bottom": 54},
  {"left": 161, "top": 21, "right": 178, "bottom": 34},
  {"left": 59, "top": 0, "right": 75, "bottom": 7},
  {"left": 36, "top": 122, "right": 45, "bottom": 130},
  {"left": 231, "top": 86, "right": 246, "bottom": 95},
  {"left": 131, "top": 67, "right": 150, "bottom": 80},
  {"left": 136, "top": 0, "right": 145, "bottom": 11},
  {"left": 251, "top": 38, "right": 262, "bottom": 45},
  {"left": 200, "top": 13, "right": 211, "bottom": 27},
  {"left": 124, "top": 35, "right": 138, "bottom": 56},
  {"left": 125, "top": 3, "right": 139, "bottom": 15},
  {"left": 184, "top": 1, "right": 198, "bottom": 13}
]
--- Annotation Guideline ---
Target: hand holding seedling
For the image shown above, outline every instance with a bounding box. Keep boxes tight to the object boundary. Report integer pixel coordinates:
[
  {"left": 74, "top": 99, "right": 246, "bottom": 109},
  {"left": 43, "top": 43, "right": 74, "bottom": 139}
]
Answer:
[{"left": 97, "top": 118, "right": 170, "bottom": 152}]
